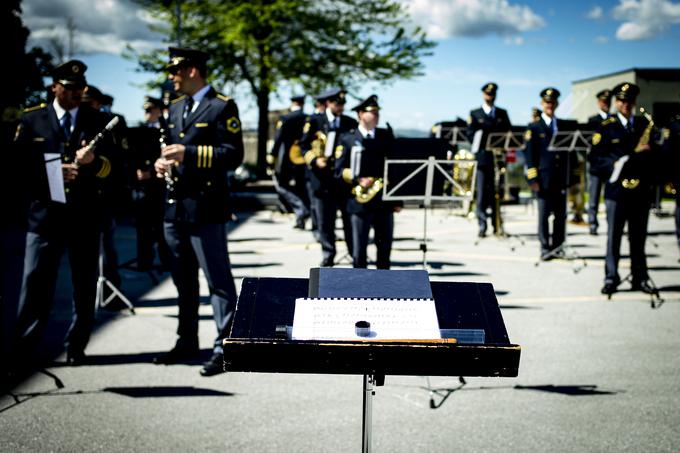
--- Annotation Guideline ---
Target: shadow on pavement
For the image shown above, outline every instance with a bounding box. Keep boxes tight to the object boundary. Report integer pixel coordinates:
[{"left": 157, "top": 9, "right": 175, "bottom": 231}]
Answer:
[
  {"left": 49, "top": 348, "right": 213, "bottom": 367},
  {"left": 104, "top": 386, "right": 234, "bottom": 398}
]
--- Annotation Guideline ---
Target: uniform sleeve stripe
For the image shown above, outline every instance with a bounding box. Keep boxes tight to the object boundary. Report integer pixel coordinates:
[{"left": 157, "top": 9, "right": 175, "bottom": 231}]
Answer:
[
  {"left": 199, "top": 145, "right": 205, "bottom": 168},
  {"left": 96, "top": 156, "right": 111, "bottom": 178},
  {"left": 207, "top": 146, "right": 213, "bottom": 168}
]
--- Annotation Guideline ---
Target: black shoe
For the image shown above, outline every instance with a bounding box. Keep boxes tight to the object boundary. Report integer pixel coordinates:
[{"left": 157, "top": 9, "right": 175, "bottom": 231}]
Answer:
[
  {"left": 66, "top": 351, "right": 87, "bottom": 366},
  {"left": 552, "top": 249, "right": 566, "bottom": 259},
  {"left": 478, "top": 230, "right": 486, "bottom": 238},
  {"left": 200, "top": 353, "right": 225, "bottom": 377},
  {"left": 320, "top": 258, "right": 334, "bottom": 267},
  {"left": 589, "top": 227, "right": 598, "bottom": 236},
  {"left": 601, "top": 281, "right": 619, "bottom": 295},
  {"left": 293, "top": 218, "right": 307, "bottom": 230},
  {"left": 153, "top": 344, "right": 200, "bottom": 365},
  {"left": 631, "top": 279, "right": 658, "bottom": 295}
]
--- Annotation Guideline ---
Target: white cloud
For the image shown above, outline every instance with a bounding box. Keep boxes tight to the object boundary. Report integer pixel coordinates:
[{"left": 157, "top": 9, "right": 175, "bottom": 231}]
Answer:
[
  {"left": 23, "top": 0, "right": 164, "bottom": 55},
  {"left": 504, "top": 36, "right": 525, "bottom": 45},
  {"left": 612, "top": 0, "right": 680, "bottom": 40},
  {"left": 404, "top": 0, "right": 545, "bottom": 39},
  {"left": 586, "top": 6, "right": 604, "bottom": 19}
]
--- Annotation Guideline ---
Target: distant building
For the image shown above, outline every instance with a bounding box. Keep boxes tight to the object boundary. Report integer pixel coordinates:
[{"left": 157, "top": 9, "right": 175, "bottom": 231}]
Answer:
[{"left": 571, "top": 68, "right": 680, "bottom": 125}]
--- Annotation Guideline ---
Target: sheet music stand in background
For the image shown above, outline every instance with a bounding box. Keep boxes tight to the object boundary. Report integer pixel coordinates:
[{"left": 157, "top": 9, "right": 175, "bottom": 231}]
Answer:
[
  {"left": 534, "top": 129, "right": 591, "bottom": 272},
  {"left": 96, "top": 234, "right": 135, "bottom": 314},
  {"left": 383, "top": 138, "right": 476, "bottom": 267},
  {"left": 223, "top": 268, "right": 521, "bottom": 453},
  {"left": 478, "top": 130, "right": 528, "bottom": 250}
]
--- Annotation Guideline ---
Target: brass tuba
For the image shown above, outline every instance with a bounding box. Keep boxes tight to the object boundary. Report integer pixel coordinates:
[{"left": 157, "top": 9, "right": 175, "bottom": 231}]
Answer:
[
  {"left": 288, "top": 140, "right": 305, "bottom": 165},
  {"left": 353, "top": 177, "right": 384, "bottom": 204}
]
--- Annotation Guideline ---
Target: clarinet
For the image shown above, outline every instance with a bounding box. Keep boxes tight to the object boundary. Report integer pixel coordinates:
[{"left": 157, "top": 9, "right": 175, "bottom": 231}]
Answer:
[
  {"left": 157, "top": 115, "right": 177, "bottom": 203},
  {"left": 74, "top": 116, "right": 119, "bottom": 168}
]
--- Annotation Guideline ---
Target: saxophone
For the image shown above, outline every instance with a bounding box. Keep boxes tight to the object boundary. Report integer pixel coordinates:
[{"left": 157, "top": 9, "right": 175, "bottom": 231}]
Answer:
[
  {"left": 353, "top": 177, "right": 384, "bottom": 204},
  {"left": 635, "top": 107, "right": 654, "bottom": 152},
  {"left": 622, "top": 107, "right": 655, "bottom": 190}
]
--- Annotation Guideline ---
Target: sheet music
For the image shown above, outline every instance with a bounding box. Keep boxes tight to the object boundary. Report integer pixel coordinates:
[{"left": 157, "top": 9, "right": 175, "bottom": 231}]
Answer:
[
  {"left": 324, "top": 131, "right": 336, "bottom": 157},
  {"left": 471, "top": 129, "right": 483, "bottom": 154},
  {"left": 609, "top": 155, "right": 630, "bottom": 183},
  {"left": 291, "top": 297, "right": 441, "bottom": 340},
  {"left": 350, "top": 145, "right": 363, "bottom": 178},
  {"left": 44, "top": 153, "right": 66, "bottom": 203}
]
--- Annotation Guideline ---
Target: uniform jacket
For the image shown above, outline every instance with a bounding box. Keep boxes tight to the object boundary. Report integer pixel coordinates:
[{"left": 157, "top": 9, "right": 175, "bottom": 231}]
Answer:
[
  {"left": 14, "top": 102, "right": 114, "bottom": 234},
  {"left": 524, "top": 117, "right": 575, "bottom": 193},
  {"left": 466, "top": 107, "right": 511, "bottom": 168},
  {"left": 165, "top": 87, "right": 244, "bottom": 224},
  {"left": 126, "top": 124, "right": 165, "bottom": 197},
  {"left": 588, "top": 115, "right": 658, "bottom": 201},
  {"left": 300, "top": 112, "right": 357, "bottom": 198},
  {"left": 270, "top": 109, "right": 306, "bottom": 180},
  {"left": 335, "top": 128, "right": 400, "bottom": 215}
]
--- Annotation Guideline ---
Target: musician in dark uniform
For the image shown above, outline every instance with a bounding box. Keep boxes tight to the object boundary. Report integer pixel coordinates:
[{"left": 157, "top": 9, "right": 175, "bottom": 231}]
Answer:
[
  {"left": 335, "top": 95, "right": 400, "bottom": 269},
  {"left": 300, "top": 88, "right": 357, "bottom": 266},
  {"left": 467, "top": 83, "right": 512, "bottom": 237},
  {"left": 589, "top": 82, "right": 658, "bottom": 295},
  {"left": 12, "top": 60, "right": 114, "bottom": 366},
  {"left": 268, "top": 95, "right": 310, "bottom": 229},
  {"left": 662, "top": 114, "right": 680, "bottom": 258},
  {"left": 153, "top": 48, "right": 244, "bottom": 376},
  {"left": 586, "top": 89, "right": 613, "bottom": 235},
  {"left": 524, "top": 88, "right": 574, "bottom": 260},
  {"left": 126, "top": 96, "right": 172, "bottom": 271}
]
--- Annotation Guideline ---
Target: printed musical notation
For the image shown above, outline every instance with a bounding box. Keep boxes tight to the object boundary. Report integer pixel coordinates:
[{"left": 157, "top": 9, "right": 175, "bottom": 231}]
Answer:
[{"left": 291, "top": 298, "right": 441, "bottom": 341}]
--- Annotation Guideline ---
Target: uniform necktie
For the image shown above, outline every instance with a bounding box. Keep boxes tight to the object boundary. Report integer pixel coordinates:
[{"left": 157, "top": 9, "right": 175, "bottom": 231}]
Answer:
[
  {"left": 62, "top": 111, "right": 72, "bottom": 141},
  {"left": 366, "top": 132, "right": 373, "bottom": 139},
  {"left": 183, "top": 97, "right": 194, "bottom": 125}
]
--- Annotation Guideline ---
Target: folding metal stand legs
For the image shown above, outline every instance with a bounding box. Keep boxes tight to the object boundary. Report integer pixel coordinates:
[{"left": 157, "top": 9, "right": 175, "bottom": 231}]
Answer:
[
  {"left": 95, "top": 235, "right": 135, "bottom": 314},
  {"left": 606, "top": 273, "right": 665, "bottom": 308},
  {"left": 362, "top": 374, "right": 384, "bottom": 453}
]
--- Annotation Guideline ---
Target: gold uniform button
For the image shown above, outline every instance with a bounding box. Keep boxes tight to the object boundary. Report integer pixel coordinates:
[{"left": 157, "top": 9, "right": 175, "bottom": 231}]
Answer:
[
  {"left": 145, "top": 160, "right": 151, "bottom": 165},
  {"left": 173, "top": 177, "right": 179, "bottom": 182},
  {"left": 206, "top": 181, "right": 212, "bottom": 186},
  {"left": 179, "top": 132, "right": 185, "bottom": 138},
  {"left": 65, "top": 188, "right": 70, "bottom": 193},
  {"left": 64, "top": 157, "right": 70, "bottom": 162}
]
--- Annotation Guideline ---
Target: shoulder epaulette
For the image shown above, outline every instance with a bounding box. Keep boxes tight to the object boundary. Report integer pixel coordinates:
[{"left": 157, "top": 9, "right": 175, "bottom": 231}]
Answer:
[
  {"left": 23, "top": 103, "right": 47, "bottom": 113},
  {"left": 171, "top": 95, "right": 186, "bottom": 105},
  {"left": 602, "top": 117, "right": 616, "bottom": 126},
  {"left": 216, "top": 93, "right": 231, "bottom": 102}
]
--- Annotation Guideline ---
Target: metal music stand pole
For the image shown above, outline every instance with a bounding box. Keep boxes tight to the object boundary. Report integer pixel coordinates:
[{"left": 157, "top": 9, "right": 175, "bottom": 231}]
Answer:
[
  {"left": 95, "top": 234, "right": 135, "bottom": 314},
  {"left": 362, "top": 374, "right": 375, "bottom": 453}
]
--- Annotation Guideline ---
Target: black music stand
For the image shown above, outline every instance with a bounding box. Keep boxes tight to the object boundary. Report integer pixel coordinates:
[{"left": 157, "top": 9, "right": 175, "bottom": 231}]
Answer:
[
  {"left": 383, "top": 138, "right": 474, "bottom": 267},
  {"left": 223, "top": 268, "right": 521, "bottom": 453}
]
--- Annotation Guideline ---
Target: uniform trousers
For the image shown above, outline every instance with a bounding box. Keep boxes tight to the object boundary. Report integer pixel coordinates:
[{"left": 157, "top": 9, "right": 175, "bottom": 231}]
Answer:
[
  {"left": 132, "top": 187, "right": 172, "bottom": 270},
  {"left": 537, "top": 189, "right": 567, "bottom": 254},
  {"left": 274, "top": 173, "right": 309, "bottom": 223},
  {"left": 14, "top": 222, "right": 100, "bottom": 360},
  {"left": 604, "top": 198, "right": 650, "bottom": 284},
  {"left": 475, "top": 165, "right": 496, "bottom": 233},
  {"left": 351, "top": 209, "right": 394, "bottom": 269},
  {"left": 314, "top": 195, "right": 353, "bottom": 264},
  {"left": 587, "top": 173, "right": 604, "bottom": 230},
  {"left": 164, "top": 221, "right": 237, "bottom": 353}
]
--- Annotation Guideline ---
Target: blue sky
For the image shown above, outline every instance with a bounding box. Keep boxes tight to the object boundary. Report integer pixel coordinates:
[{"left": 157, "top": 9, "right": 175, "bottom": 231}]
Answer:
[{"left": 23, "top": 0, "right": 680, "bottom": 130}]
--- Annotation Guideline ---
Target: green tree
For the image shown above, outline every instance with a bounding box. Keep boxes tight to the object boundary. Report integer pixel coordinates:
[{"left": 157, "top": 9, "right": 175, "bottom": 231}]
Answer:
[
  {"left": 133, "top": 0, "right": 435, "bottom": 173},
  {"left": 2, "top": 1, "right": 54, "bottom": 117}
]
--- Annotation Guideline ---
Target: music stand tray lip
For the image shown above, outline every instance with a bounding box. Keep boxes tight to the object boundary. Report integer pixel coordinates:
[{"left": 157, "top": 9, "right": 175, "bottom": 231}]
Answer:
[{"left": 222, "top": 339, "right": 521, "bottom": 377}]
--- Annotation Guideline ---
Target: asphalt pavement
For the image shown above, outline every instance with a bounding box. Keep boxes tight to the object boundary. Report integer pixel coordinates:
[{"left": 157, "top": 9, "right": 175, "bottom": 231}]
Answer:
[{"left": 1, "top": 201, "right": 679, "bottom": 452}]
